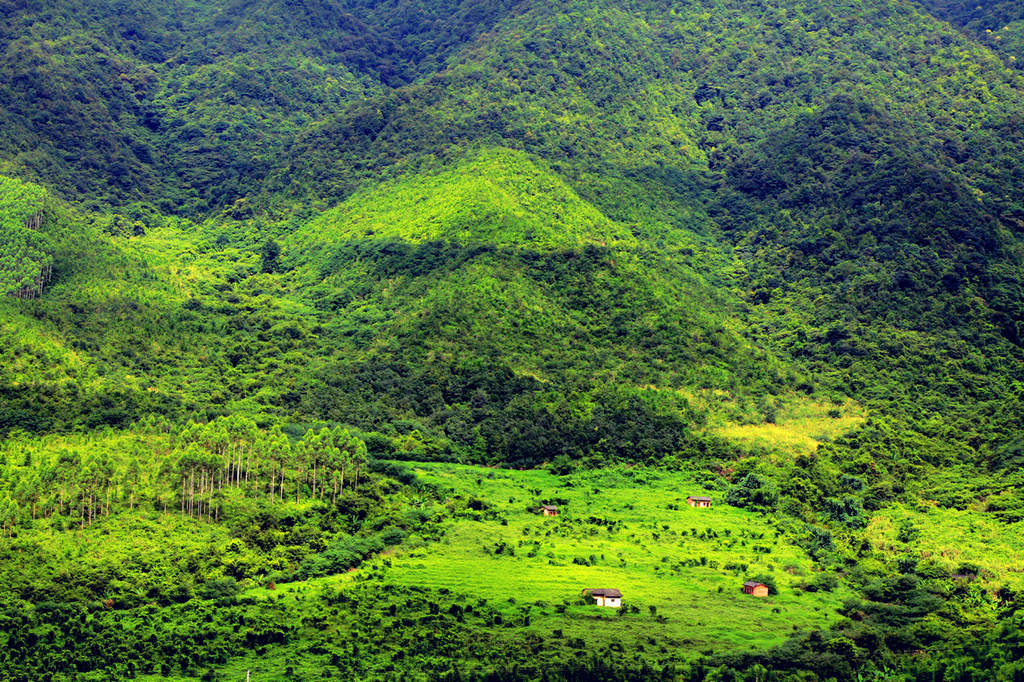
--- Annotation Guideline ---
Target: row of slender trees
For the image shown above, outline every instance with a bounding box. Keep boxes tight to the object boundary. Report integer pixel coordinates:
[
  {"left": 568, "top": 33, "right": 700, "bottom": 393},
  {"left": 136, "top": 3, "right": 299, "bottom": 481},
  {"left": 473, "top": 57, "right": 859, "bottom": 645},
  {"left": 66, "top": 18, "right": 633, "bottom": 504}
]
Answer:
[
  {"left": 175, "top": 418, "right": 368, "bottom": 522},
  {"left": 0, "top": 416, "right": 370, "bottom": 533}
]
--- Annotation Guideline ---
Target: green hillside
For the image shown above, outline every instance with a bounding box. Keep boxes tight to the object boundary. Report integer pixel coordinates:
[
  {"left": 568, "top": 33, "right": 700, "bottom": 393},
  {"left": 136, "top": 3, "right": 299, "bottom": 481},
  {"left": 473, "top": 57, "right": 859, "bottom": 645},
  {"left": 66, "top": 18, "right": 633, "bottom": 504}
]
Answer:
[
  {"left": 2, "top": 0, "right": 1024, "bottom": 679},
  {"left": 292, "top": 148, "right": 636, "bottom": 251}
]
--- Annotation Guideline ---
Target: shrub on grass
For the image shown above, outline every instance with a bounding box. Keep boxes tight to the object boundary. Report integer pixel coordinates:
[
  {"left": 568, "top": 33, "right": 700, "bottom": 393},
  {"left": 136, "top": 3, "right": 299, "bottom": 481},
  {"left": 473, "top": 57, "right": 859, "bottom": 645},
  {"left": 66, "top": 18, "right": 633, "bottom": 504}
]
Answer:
[
  {"left": 196, "top": 578, "right": 240, "bottom": 601},
  {"left": 808, "top": 572, "right": 839, "bottom": 592},
  {"left": 726, "top": 474, "right": 779, "bottom": 512},
  {"left": 896, "top": 520, "right": 921, "bottom": 543}
]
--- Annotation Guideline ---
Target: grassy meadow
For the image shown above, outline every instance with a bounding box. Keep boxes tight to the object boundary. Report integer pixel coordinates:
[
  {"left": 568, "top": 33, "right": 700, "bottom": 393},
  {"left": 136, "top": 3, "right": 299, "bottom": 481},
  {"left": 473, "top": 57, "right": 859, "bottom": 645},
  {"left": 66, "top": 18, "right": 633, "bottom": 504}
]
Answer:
[
  {"left": 171, "top": 462, "right": 852, "bottom": 680},
  {"left": 386, "top": 464, "right": 846, "bottom": 646},
  {"left": 5, "top": 431, "right": 1024, "bottom": 680},
  {"left": 370, "top": 465, "right": 847, "bottom": 653}
]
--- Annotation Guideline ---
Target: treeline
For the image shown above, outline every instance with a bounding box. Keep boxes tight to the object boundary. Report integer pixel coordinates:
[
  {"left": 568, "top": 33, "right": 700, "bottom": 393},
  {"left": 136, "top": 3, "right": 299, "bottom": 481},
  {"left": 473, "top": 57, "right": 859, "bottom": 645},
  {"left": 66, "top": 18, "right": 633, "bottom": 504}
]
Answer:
[
  {"left": 174, "top": 417, "right": 368, "bottom": 521},
  {"left": 0, "top": 415, "right": 370, "bottom": 535}
]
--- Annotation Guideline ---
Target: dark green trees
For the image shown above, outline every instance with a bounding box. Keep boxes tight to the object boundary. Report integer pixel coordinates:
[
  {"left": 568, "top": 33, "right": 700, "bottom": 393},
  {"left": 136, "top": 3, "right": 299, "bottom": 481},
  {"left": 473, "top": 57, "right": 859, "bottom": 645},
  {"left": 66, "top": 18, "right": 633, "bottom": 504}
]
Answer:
[{"left": 260, "top": 239, "right": 281, "bottom": 273}]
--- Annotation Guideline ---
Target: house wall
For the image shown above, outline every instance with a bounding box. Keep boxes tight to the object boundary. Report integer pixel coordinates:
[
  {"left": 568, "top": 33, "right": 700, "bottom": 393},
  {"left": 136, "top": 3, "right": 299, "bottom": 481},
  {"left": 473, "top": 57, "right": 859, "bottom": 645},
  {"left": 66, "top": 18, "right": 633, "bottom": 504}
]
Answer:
[{"left": 595, "top": 596, "right": 621, "bottom": 607}]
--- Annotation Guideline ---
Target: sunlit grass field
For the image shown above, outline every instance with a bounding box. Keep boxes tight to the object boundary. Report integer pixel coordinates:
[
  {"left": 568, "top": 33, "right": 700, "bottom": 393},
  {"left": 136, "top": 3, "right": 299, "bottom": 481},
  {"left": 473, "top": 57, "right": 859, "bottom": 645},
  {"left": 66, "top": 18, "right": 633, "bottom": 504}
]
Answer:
[
  {"left": 372, "top": 463, "right": 851, "bottom": 655},
  {"left": 711, "top": 398, "right": 866, "bottom": 457},
  {"left": 12, "top": 448, "right": 1024, "bottom": 680}
]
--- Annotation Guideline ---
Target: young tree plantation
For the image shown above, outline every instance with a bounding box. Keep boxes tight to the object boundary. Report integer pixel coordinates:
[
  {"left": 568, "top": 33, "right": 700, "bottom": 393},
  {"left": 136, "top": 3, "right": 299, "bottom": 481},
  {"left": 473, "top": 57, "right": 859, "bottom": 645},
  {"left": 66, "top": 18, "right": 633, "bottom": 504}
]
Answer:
[{"left": 1, "top": 0, "right": 1024, "bottom": 680}]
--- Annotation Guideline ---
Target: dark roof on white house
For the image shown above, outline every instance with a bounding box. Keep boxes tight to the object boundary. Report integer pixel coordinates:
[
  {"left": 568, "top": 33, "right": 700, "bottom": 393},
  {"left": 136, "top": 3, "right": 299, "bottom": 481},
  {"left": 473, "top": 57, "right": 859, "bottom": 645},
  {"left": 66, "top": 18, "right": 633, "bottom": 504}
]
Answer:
[
  {"left": 687, "top": 496, "right": 712, "bottom": 501},
  {"left": 583, "top": 588, "right": 622, "bottom": 598},
  {"left": 744, "top": 581, "right": 767, "bottom": 588}
]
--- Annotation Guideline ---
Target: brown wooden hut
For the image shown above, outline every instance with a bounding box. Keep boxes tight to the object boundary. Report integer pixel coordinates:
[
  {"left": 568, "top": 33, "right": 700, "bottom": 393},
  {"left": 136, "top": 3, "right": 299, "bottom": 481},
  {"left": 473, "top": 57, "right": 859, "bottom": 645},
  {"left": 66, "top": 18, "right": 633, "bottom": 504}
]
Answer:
[{"left": 743, "top": 581, "right": 769, "bottom": 597}]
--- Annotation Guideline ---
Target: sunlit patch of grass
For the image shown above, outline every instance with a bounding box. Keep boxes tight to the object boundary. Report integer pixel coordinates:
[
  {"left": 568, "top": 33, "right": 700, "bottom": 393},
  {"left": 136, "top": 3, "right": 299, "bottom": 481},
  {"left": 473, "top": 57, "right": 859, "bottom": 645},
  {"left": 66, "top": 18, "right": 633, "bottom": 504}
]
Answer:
[
  {"left": 368, "top": 462, "right": 850, "bottom": 657},
  {"left": 711, "top": 397, "right": 865, "bottom": 456}
]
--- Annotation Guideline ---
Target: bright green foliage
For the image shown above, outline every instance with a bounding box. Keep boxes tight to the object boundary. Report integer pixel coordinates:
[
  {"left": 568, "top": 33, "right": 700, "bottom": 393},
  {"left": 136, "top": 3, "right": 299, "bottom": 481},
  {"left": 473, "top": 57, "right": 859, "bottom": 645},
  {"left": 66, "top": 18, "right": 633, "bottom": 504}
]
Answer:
[
  {"left": 0, "top": 416, "right": 378, "bottom": 536},
  {"left": 5, "top": 452, "right": 1021, "bottom": 679},
  {"left": 380, "top": 464, "right": 847, "bottom": 655},
  {"left": 0, "top": 422, "right": 418, "bottom": 603},
  {"left": 294, "top": 147, "right": 636, "bottom": 252},
  {"left": 0, "top": 176, "right": 51, "bottom": 297}
]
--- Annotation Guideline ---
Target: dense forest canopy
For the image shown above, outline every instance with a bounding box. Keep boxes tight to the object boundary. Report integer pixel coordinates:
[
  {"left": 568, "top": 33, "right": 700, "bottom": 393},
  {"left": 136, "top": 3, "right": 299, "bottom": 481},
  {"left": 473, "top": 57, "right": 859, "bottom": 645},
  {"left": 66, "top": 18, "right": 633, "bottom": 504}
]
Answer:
[{"left": 2, "top": 0, "right": 1024, "bottom": 679}]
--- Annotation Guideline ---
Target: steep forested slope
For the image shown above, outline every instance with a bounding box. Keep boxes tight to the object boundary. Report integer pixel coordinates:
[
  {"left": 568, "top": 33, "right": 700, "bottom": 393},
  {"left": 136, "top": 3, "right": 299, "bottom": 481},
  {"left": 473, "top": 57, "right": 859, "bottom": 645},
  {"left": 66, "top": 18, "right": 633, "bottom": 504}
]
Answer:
[
  {"left": 0, "top": 0, "right": 522, "bottom": 209},
  {"left": 917, "top": 0, "right": 1024, "bottom": 64},
  {"left": 276, "top": 0, "right": 1024, "bottom": 468}
]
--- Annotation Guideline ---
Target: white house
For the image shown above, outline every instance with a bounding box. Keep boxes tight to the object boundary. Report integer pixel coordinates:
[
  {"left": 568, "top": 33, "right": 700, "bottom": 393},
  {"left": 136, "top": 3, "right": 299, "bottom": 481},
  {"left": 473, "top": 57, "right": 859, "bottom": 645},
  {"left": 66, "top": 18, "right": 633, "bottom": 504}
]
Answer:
[{"left": 582, "top": 588, "right": 622, "bottom": 608}]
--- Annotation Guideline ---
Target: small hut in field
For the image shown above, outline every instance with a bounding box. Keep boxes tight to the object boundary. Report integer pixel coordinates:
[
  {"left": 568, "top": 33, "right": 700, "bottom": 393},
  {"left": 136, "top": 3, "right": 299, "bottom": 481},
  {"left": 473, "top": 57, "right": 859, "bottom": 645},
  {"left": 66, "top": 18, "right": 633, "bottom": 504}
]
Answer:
[
  {"left": 686, "top": 496, "right": 712, "bottom": 508},
  {"left": 582, "top": 588, "right": 622, "bottom": 608},
  {"left": 540, "top": 505, "right": 560, "bottom": 516},
  {"left": 743, "top": 581, "right": 769, "bottom": 597}
]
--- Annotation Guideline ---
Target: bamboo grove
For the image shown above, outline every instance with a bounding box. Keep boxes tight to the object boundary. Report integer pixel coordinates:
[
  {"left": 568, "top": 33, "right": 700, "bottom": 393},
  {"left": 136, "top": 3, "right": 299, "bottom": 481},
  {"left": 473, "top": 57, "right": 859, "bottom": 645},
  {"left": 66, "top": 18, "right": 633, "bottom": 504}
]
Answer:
[{"left": 0, "top": 416, "right": 370, "bottom": 535}]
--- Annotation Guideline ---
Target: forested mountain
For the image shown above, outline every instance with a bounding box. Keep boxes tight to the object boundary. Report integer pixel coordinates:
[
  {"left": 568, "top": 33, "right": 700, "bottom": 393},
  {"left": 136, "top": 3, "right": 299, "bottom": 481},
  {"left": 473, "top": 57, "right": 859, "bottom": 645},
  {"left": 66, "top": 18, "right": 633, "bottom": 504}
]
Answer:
[
  {"left": 2, "top": 0, "right": 1024, "bottom": 679},
  {"left": 0, "top": 0, "right": 521, "bottom": 209}
]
